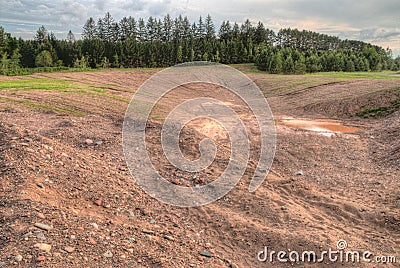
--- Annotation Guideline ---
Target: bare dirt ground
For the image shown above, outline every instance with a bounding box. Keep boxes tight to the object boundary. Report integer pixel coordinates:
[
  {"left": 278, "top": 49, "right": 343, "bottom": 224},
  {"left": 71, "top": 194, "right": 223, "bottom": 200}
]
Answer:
[{"left": 0, "top": 69, "right": 399, "bottom": 267}]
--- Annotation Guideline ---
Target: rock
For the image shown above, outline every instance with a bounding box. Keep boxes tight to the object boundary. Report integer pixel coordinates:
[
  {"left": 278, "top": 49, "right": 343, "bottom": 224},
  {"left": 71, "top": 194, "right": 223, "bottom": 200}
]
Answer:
[
  {"left": 163, "top": 235, "right": 174, "bottom": 241},
  {"left": 85, "top": 139, "right": 94, "bottom": 145},
  {"left": 122, "top": 210, "right": 134, "bottom": 217},
  {"left": 34, "top": 243, "right": 52, "bottom": 252},
  {"left": 64, "top": 246, "right": 75, "bottom": 253},
  {"left": 128, "top": 238, "right": 135, "bottom": 243},
  {"left": 103, "top": 250, "right": 113, "bottom": 258},
  {"left": 149, "top": 219, "right": 156, "bottom": 224},
  {"left": 195, "top": 177, "right": 205, "bottom": 184},
  {"left": 34, "top": 223, "right": 53, "bottom": 231},
  {"left": 125, "top": 248, "right": 134, "bottom": 254},
  {"left": 295, "top": 170, "right": 304, "bottom": 176},
  {"left": 91, "top": 223, "right": 99, "bottom": 229},
  {"left": 200, "top": 251, "right": 212, "bottom": 258},
  {"left": 94, "top": 199, "right": 102, "bottom": 206},
  {"left": 36, "top": 232, "right": 46, "bottom": 240},
  {"left": 142, "top": 229, "right": 154, "bottom": 235},
  {"left": 36, "top": 183, "right": 44, "bottom": 188},
  {"left": 14, "top": 255, "right": 23, "bottom": 262},
  {"left": 89, "top": 237, "right": 97, "bottom": 245},
  {"left": 37, "top": 212, "right": 46, "bottom": 219},
  {"left": 36, "top": 256, "right": 46, "bottom": 261},
  {"left": 230, "top": 263, "right": 239, "bottom": 268},
  {"left": 95, "top": 140, "right": 103, "bottom": 146},
  {"left": 281, "top": 206, "right": 287, "bottom": 211}
]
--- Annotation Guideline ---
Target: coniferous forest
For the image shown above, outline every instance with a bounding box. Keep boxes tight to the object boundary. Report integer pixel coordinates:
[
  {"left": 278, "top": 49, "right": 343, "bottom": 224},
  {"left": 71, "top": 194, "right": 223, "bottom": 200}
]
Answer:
[{"left": 1, "top": 13, "right": 400, "bottom": 75}]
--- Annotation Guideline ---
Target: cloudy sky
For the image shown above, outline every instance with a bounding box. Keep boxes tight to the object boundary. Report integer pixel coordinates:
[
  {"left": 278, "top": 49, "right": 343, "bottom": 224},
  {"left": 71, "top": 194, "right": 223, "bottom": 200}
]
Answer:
[{"left": 1, "top": 0, "right": 399, "bottom": 56}]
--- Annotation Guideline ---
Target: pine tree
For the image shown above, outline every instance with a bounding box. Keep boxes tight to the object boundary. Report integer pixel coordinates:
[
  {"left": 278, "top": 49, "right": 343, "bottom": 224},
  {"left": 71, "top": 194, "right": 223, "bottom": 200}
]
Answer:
[
  {"left": 66, "top": 30, "right": 75, "bottom": 43},
  {"left": 205, "top": 15, "right": 215, "bottom": 40},
  {"left": 83, "top": 18, "right": 97, "bottom": 39}
]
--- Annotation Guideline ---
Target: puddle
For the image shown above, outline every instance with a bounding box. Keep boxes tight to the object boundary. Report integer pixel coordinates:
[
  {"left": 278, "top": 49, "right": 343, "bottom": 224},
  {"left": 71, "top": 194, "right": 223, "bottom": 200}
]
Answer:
[{"left": 277, "top": 117, "right": 361, "bottom": 137}]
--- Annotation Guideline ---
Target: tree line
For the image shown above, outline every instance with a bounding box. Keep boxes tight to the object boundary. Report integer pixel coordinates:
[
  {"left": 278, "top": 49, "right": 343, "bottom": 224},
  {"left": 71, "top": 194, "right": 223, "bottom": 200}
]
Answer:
[{"left": 1, "top": 13, "right": 399, "bottom": 75}]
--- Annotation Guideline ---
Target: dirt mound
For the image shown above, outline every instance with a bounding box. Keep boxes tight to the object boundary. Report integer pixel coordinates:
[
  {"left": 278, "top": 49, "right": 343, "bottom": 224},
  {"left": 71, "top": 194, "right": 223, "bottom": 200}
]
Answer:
[
  {"left": 369, "top": 110, "right": 400, "bottom": 170},
  {"left": 1, "top": 70, "right": 399, "bottom": 267}
]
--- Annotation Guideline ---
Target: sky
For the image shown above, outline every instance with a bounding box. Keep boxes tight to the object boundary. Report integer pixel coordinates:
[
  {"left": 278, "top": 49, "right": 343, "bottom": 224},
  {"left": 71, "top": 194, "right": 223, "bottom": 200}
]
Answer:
[{"left": 1, "top": 0, "right": 399, "bottom": 56}]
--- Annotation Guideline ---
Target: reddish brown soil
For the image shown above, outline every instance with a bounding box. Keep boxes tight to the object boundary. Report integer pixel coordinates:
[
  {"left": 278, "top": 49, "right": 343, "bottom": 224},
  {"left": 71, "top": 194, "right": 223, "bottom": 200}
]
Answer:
[{"left": 0, "top": 70, "right": 399, "bottom": 267}]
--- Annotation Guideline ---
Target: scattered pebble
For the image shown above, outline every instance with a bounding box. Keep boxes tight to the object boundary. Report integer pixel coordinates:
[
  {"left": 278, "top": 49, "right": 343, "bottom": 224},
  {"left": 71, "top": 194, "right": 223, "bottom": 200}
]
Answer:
[
  {"left": 295, "top": 170, "right": 304, "bottom": 176},
  {"left": 142, "top": 229, "right": 154, "bottom": 235},
  {"left": 94, "top": 199, "right": 102, "bottom": 206},
  {"left": 89, "top": 237, "right": 97, "bottom": 245},
  {"left": 14, "top": 255, "right": 23, "bottom": 262},
  {"left": 36, "top": 256, "right": 46, "bottom": 262},
  {"left": 163, "top": 235, "right": 174, "bottom": 241},
  {"left": 103, "top": 250, "right": 113, "bottom": 258},
  {"left": 36, "top": 183, "right": 44, "bottom": 188},
  {"left": 36, "top": 232, "right": 46, "bottom": 240},
  {"left": 230, "top": 263, "right": 239, "bottom": 268},
  {"left": 34, "top": 223, "right": 53, "bottom": 231},
  {"left": 85, "top": 139, "right": 94, "bottom": 145},
  {"left": 281, "top": 206, "right": 287, "bottom": 211},
  {"left": 64, "top": 246, "right": 75, "bottom": 253},
  {"left": 34, "top": 243, "right": 52, "bottom": 252},
  {"left": 95, "top": 140, "right": 103, "bottom": 146},
  {"left": 37, "top": 212, "right": 46, "bottom": 219},
  {"left": 200, "top": 251, "right": 212, "bottom": 258},
  {"left": 91, "top": 223, "right": 99, "bottom": 229}
]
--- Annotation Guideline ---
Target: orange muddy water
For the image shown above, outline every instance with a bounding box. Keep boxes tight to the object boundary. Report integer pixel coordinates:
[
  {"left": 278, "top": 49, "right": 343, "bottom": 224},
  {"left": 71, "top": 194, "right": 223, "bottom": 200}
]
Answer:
[{"left": 277, "top": 117, "right": 361, "bottom": 136}]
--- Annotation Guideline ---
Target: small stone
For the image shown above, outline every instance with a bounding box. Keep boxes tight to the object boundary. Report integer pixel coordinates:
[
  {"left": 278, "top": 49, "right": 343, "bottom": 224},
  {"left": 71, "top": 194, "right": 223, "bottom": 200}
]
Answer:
[
  {"left": 34, "top": 223, "right": 53, "bottom": 231},
  {"left": 163, "top": 235, "right": 174, "bottom": 241},
  {"left": 14, "top": 255, "right": 23, "bottom": 262},
  {"left": 95, "top": 140, "right": 103, "bottom": 146},
  {"left": 200, "top": 251, "right": 212, "bottom": 258},
  {"left": 89, "top": 237, "right": 97, "bottom": 245},
  {"left": 123, "top": 210, "right": 134, "bottom": 217},
  {"left": 34, "top": 243, "right": 52, "bottom": 252},
  {"left": 91, "top": 223, "right": 99, "bottom": 229},
  {"left": 36, "top": 232, "right": 46, "bottom": 240},
  {"left": 85, "top": 139, "right": 93, "bottom": 145},
  {"left": 128, "top": 238, "right": 136, "bottom": 243},
  {"left": 142, "top": 229, "right": 154, "bottom": 235},
  {"left": 64, "top": 246, "right": 75, "bottom": 253},
  {"left": 281, "top": 206, "right": 287, "bottom": 211},
  {"left": 171, "top": 178, "right": 180, "bottom": 185},
  {"left": 195, "top": 177, "right": 205, "bottom": 184},
  {"left": 149, "top": 219, "right": 156, "bottom": 224},
  {"left": 36, "top": 256, "right": 46, "bottom": 261},
  {"left": 125, "top": 248, "right": 134, "bottom": 254},
  {"left": 37, "top": 213, "right": 46, "bottom": 219},
  {"left": 36, "top": 183, "right": 44, "bottom": 188},
  {"left": 20, "top": 142, "right": 30, "bottom": 146},
  {"left": 295, "top": 170, "right": 304, "bottom": 176},
  {"left": 230, "top": 264, "right": 239, "bottom": 268},
  {"left": 94, "top": 199, "right": 102, "bottom": 206},
  {"left": 103, "top": 250, "right": 113, "bottom": 258}
]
